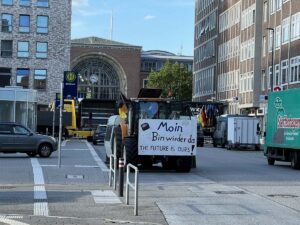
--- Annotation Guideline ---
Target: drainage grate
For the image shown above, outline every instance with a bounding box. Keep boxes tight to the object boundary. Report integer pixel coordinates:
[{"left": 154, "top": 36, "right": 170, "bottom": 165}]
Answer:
[
  {"left": 0, "top": 186, "right": 16, "bottom": 190},
  {"left": 66, "top": 175, "right": 84, "bottom": 179},
  {"left": 215, "top": 191, "right": 246, "bottom": 195},
  {"left": 267, "top": 194, "right": 298, "bottom": 198}
]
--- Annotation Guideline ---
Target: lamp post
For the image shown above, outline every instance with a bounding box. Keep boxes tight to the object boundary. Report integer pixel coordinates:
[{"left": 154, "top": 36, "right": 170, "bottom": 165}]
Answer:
[{"left": 266, "top": 27, "right": 275, "bottom": 92}]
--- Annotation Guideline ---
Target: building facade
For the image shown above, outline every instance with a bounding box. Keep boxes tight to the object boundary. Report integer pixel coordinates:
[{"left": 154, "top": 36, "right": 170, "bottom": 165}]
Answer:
[
  {"left": 71, "top": 37, "right": 142, "bottom": 99},
  {"left": 0, "top": 0, "right": 71, "bottom": 107},
  {"left": 194, "top": 0, "right": 219, "bottom": 102},
  {"left": 194, "top": 0, "right": 268, "bottom": 115},
  {"left": 262, "top": 0, "right": 300, "bottom": 93}
]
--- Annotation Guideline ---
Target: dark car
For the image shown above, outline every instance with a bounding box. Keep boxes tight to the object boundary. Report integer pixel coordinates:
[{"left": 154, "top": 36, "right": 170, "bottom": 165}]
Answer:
[
  {"left": 0, "top": 122, "right": 57, "bottom": 157},
  {"left": 197, "top": 123, "right": 204, "bottom": 147},
  {"left": 93, "top": 125, "right": 107, "bottom": 145}
]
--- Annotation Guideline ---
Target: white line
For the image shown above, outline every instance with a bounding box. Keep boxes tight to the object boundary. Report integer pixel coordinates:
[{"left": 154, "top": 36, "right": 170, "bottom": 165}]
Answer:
[
  {"left": 0, "top": 216, "right": 29, "bottom": 225},
  {"left": 40, "top": 164, "right": 100, "bottom": 168},
  {"left": 85, "top": 141, "right": 109, "bottom": 172},
  {"left": 62, "top": 149, "right": 89, "bottom": 151},
  {"left": 61, "top": 140, "right": 68, "bottom": 147},
  {"left": 31, "top": 158, "right": 49, "bottom": 216}
]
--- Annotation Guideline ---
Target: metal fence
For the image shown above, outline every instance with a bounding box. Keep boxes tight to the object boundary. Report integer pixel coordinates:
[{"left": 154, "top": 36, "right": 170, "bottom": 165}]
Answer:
[{"left": 126, "top": 163, "right": 139, "bottom": 216}]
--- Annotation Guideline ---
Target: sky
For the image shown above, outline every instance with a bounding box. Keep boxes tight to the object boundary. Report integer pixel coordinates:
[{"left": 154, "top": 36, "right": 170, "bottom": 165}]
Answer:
[{"left": 71, "top": 0, "right": 195, "bottom": 56}]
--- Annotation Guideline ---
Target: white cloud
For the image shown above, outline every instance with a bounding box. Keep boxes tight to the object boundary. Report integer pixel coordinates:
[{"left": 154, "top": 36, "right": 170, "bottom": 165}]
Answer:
[
  {"left": 144, "top": 14, "right": 156, "bottom": 20},
  {"left": 72, "top": 0, "right": 89, "bottom": 8}
]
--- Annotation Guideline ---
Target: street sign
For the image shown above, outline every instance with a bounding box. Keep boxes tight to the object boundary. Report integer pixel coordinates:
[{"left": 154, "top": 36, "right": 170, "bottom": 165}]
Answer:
[{"left": 63, "top": 71, "right": 78, "bottom": 99}]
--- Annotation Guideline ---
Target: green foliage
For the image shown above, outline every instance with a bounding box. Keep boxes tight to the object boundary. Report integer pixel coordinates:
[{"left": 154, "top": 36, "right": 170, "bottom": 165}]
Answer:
[{"left": 147, "top": 60, "right": 192, "bottom": 101}]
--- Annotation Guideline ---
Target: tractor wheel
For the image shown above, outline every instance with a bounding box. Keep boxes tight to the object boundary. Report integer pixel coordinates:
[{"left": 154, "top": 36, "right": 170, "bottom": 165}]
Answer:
[
  {"left": 123, "top": 137, "right": 138, "bottom": 167},
  {"left": 175, "top": 156, "right": 192, "bottom": 172}
]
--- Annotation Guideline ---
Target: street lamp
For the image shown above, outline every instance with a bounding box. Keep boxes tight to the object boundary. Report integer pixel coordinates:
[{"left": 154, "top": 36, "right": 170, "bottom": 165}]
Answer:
[{"left": 266, "top": 27, "right": 275, "bottom": 92}]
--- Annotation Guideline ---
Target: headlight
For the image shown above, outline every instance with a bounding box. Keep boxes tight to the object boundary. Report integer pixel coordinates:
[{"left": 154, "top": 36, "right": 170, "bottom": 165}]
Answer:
[{"left": 50, "top": 136, "right": 57, "bottom": 142}]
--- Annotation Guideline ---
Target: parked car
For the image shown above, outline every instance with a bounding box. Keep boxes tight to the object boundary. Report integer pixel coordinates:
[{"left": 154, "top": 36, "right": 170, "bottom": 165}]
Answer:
[
  {"left": 0, "top": 122, "right": 57, "bottom": 157},
  {"left": 93, "top": 124, "right": 107, "bottom": 145}
]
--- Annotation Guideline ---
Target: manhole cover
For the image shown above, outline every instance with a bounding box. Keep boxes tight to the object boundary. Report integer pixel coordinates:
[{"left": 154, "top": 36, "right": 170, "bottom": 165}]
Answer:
[
  {"left": 267, "top": 194, "right": 298, "bottom": 198},
  {"left": 215, "top": 191, "right": 246, "bottom": 195},
  {"left": 0, "top": 186, "right": 16, "bottom": 189},
  {"left": 66, "top": 175, "right": 84, "bottom": 179}
]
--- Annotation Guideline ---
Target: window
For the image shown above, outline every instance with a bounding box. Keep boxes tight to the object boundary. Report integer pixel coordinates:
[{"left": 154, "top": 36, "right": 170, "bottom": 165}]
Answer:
[
  {"left": 290, "top": 57, "right": 300, "bottom": 83},
  {"left": 17, "top": 41, "right": 29, "bottom": 58},
  {"left": 268, "top": 30, "right": 274, "bottom": 52},
  {"left": 36, "top": 42, "right": 48, "bottom": 58},
  {"left": 281, "top": 60, "right": 288, "bottom": 85},
  {"left": 263, "top": 2, "right": 268, "bottom": 22},
  {"left": 0, "top": 124, "right": 11, "bottom": 134},
  {"left": 34, "top": 69, "right": 47, "bottom": 89},
  {"left": 16, "top": 68, "right": 29, "bottom": 88},
  {"left": 275, "top": 25, "right": 281, "bottom": 48},
  {"left": 262, "top": 36, "right": 267, "bottom": 57},
  {"left": 282, "top": 17, "right": 290, "bottom": 44},
  {"left": 37, "top": 0, "right": 48, "bottom": 7},
  {"left": 291, "top": 12, "right": 300, "bottom": 40},
  {"left": 1, "top": 0, "right": 12, "bottom": 5},
  {"left": 1, "top": 40, "right": 12, "bottom": 57},
  {"left": 20, "top": 0, "right": 30, "bottom": 6},
  {"left": 13, "top": 125, "right": 29, "bottom": 135},
  {"left": 1, "top": 14, "right": 12, "bottom": 32},
  {"left": 36, "top": 16, "right": 48, "bottom": 33},
  {"left": 19, "top": 15, "right": 30, "bottom": 32},
  {"left": 143, "top": 79, "right": 148, "bottom": 88}
]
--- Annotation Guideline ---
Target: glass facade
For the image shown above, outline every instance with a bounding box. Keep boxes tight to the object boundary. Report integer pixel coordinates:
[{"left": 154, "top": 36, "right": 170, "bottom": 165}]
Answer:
[{"left": 0, "top": 87, "right": 37, "bottom": 130}]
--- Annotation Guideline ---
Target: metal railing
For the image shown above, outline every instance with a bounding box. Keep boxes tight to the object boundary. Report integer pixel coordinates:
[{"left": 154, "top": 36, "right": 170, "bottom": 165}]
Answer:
[
  {"left": 126, "top": 163, "right": 139, "bottom": 216},
  {"left": 108, "top": 154, "right": 117, "bottom": 190}
]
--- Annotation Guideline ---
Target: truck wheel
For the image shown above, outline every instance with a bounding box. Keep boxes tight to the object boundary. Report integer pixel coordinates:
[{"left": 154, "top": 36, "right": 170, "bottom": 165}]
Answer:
[
  {"left": 267, "top": 157, "right": 275, "bottom": 165},
  {"left": 39, "top": 144, "right": 52, "bottom": 158},
  {"left": 291, "top": 151, "right": 300, "bottom": 170},
  {"left": 123, "top": 137, "right": 138, "bottom": 167},
  {"left": 175, "top": 157, "right": 192, "bottom": 172},
  {"left": 113, "top": 126, "right": 123, "bottom": 158}
]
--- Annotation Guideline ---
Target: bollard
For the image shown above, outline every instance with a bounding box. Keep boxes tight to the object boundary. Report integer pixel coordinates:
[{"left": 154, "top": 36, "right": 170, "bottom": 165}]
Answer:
[{"left": 118, "top": 158, "right": 125, "bottom": 197}]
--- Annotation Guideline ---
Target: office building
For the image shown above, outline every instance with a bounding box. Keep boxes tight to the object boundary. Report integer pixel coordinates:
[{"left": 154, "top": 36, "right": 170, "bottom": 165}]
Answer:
[{"left": 0, "top": 0, "right": 71, "bottom": 107}]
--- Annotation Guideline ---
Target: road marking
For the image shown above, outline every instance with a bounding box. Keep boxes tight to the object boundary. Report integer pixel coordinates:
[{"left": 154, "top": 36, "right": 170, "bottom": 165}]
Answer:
[
  {"left": 90, "top": 190, "right": 121, "bottom": 204},
  {"left": 40, "top": 164, "right": 100, "bottom": 168},
  {"left": 31, "top": 158, "right": 49, "bottom": 216},
  {"left": 61, "top": 140, "right": 68, "bottom": 147},
  {"left": 85, "top": 141, "right": 109, "bottom": 172},
  {"left": 0, "top": 216, "right": 28, "bottom": 225},
  {"left": 62, "top": 149, "right": 89, "bottom": 151}
]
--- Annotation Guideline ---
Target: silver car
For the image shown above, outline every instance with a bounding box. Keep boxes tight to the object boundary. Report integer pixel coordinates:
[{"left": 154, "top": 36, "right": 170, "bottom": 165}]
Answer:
[{"left": 0, "top": 123, "right": 57, "bottom": 157}]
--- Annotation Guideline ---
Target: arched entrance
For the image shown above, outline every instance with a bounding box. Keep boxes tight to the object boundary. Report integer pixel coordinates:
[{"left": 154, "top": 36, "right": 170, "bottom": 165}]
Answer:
[{"left": 72, "top": 56, "right": 125, "bottom": 100}]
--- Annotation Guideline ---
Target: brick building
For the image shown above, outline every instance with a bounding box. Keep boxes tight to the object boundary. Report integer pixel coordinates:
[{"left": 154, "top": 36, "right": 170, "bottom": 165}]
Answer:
[
  {"left": 71, "top": 37, "right": 142, "bottom": 99},
  {"left": 0, "top": 0, "right": 71, "bottom": 107}
]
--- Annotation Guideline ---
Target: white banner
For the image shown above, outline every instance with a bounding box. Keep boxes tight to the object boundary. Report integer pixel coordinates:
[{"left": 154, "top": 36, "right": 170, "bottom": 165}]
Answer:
[{"left": 138, "top": 119, "right": 197, "bottom": 156}]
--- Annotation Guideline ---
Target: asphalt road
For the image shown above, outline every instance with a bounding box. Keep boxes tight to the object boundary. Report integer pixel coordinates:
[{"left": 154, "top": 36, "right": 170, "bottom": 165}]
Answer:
[{"left": 0, "top": 140, "right": 299, "bottom": 225}]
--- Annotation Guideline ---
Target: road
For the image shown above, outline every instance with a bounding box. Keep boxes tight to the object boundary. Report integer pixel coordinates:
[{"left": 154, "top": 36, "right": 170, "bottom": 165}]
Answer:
[{"left": 0, "top": 140, "right": 299, "bottom": 225}]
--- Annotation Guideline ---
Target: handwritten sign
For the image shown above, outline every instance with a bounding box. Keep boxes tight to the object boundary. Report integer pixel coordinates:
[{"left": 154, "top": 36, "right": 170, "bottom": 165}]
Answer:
[{"left": 138, "top": 119, "right": 197, "bottom": 156}]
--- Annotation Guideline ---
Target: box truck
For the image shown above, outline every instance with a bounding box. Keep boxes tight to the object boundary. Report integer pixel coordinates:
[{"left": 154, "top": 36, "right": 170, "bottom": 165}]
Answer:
[{"left": 264, "top": 89, "right": 300, "bottom": 169}]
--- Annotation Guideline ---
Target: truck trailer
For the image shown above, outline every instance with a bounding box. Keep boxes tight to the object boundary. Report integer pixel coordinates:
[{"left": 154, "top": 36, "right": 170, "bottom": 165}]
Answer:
[{"left": 264, "top": 89, "right": 300, "bottom": 169}]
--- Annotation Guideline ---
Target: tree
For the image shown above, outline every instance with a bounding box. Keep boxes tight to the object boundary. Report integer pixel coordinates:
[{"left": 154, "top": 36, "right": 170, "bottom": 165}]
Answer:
[{"left": 147, "top": 60, "right": 192, "bottom": 101}]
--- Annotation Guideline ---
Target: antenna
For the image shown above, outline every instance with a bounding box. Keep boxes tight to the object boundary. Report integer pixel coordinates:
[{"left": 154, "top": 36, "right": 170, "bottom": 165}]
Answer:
[{"left": 110, "top": 10, "right": 114, "bottom": 40}]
